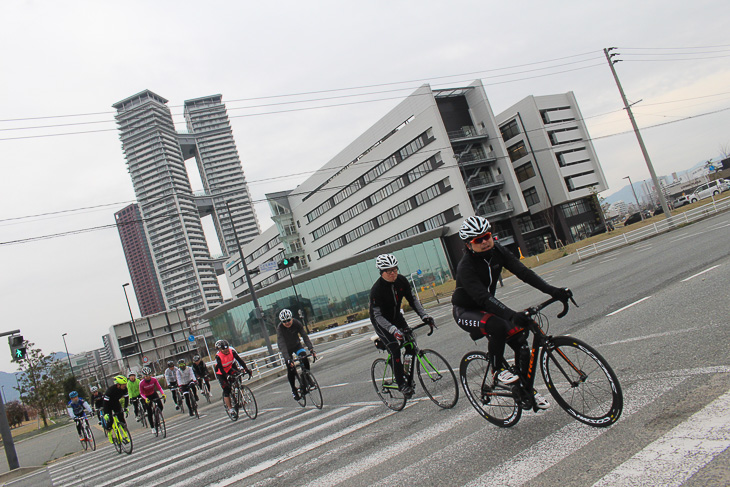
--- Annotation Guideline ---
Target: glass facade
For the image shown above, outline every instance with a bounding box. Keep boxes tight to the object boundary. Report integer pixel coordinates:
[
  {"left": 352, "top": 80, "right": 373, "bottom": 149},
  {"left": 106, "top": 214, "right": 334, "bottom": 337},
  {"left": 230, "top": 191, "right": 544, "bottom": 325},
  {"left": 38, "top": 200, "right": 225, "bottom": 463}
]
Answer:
[{"left": 209, "top": 238, "right": 452, "bottom": 349}]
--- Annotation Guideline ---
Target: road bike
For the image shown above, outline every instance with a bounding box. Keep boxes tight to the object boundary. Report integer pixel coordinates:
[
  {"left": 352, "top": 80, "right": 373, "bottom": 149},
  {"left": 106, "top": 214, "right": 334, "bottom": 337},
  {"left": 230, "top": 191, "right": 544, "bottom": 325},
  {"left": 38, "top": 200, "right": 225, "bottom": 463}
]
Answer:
[
  {"left": 460, "top": 297, "right": 623, "bottom": 428},
  {"left": 371, "top": 322, "right": 459, "bottom": 411},
  {"left": 223, "top": 370, "right": 258, "bottom": 422},
  {"left": 75, "top": 414, "right": 96, "bottom": 451},
  {"left": 181, "top": 382, "right": 200, "bottom": 419},
  {"left": 106, "top": 414, "right": 133, "bottom": 455},
  {"left": 145, "top": 395, "right": 167, "bottom": 438},
  {"left": 170, "top": 385, "right": 185, "bottom": 414},
  {"left": 198, "top": 377, "right": 212, "bottom": 404},
  {"left": 290, "top": 352, "right": 322, "bottom": 409},
  {"left": 132, "top": 398, "right": 147, "bottom": 428}
]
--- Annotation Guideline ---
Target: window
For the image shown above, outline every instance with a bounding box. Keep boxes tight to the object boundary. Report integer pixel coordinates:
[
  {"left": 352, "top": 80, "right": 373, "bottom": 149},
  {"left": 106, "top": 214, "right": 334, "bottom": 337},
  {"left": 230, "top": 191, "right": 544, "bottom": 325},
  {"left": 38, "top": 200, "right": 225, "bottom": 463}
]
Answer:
[
  {"left": 514, "top": 162, "right": 535, "bottom": 183},
  {"left": 564, "top": 171, "right": 596, "bottom": 191},
  {"left": 377, "top": 200, "right": 412, "bottom": 226},
  {"left": 423, "top": 213, "right": 447, "bottom": 230},
  {"left": 507, "top": 141, "right": 528, "bottom": 162},
  {"left": 340, "top": 200, "right": 369, "bottom": 222},
  {"left": 370, "top": 178, "right": 405, "bottom": 205},
  {"left": 317, "top": 238, "right": 345, "bottom": 258},
  {"left": 499, "top": 119, "right": 520, "bottom": 141},
  {"left": 312, "top": 218, "right": 338, "bottom": 240},
  {"left": 414, "top": 182, "right": 445, "bottom": 206},
  {"left": 399, "top": 136, "right": 425, "bottom": 160},
  {"left": 306, "top": 199, "right": 333, "bottom": 223},
  {"left": 562, "top": 199, "right": 591, "bottom": 218},
  {"left": 343, "top": 220, "right": 375, "bottom": 243},
  {"left": 333, "top": 179, "right": 363, "bottom": 205},
  {"left": 407, "top": 156, "right": 437, "bottom": 182},
  {"left": 522, "top": 187, "right": 540, "bottom": 206}
]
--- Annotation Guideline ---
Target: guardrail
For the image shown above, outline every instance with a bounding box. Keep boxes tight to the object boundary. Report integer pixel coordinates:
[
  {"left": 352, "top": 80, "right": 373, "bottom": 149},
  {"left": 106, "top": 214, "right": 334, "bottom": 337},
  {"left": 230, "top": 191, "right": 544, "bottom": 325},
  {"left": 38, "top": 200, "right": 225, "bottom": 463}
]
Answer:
[
  {"left": 206, "top": 319, "right": 373, "bottom": 382},
  {"left": 576, "top": 194, "right": 730, "bottom": 261}
]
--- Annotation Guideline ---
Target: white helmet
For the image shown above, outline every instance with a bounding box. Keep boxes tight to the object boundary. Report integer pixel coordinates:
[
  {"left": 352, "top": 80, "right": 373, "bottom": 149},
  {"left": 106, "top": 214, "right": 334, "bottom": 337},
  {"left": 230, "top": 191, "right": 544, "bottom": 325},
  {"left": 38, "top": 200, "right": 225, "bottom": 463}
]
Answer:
[
  {"left": 459, "top": 216, "right": 491, "bottom": 241},
  {"left": 375, "top": 254, "right": 398, "bottom": 271},
  {"left": 90, "top": 386, "right": 98, "bottom": 393},
  {"left": 279, "top": 309, "right": 293, "bottom": 322}
]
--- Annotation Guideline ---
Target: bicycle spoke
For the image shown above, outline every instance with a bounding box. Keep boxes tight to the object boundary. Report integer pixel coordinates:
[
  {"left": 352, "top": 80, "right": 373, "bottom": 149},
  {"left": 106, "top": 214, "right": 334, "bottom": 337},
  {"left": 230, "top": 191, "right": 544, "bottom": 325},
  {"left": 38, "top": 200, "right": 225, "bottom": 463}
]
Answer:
[
  {"left": 371, "top": 357, "right": 406, "bottom": 411},
  {"left": 460, "top": 351, "right": 521, "bottom": 427}
]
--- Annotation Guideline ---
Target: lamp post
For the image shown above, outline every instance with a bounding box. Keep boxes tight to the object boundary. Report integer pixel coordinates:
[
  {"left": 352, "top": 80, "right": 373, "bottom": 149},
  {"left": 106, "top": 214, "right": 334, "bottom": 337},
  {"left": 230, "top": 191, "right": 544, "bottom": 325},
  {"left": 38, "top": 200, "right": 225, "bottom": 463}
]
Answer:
[
  {"left": 61, "top": 333, "right": 76, "bottom": 381},
  {"left": 225, "top": 200, "right": 274, "bottom": 355},
  {"left": 623, "top": 176, "right": 644, "bottom": 221},
  {"left": 122, "top": 283, "right": 143, "bottom": 370}
]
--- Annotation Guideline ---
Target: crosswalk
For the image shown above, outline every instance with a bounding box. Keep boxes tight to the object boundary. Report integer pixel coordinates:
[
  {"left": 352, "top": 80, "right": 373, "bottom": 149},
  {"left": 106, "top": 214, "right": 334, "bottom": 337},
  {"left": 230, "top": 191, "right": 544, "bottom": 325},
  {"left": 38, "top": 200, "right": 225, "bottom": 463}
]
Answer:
[{"left": 40, "top": 365, "right": 730, "bottom": 487}]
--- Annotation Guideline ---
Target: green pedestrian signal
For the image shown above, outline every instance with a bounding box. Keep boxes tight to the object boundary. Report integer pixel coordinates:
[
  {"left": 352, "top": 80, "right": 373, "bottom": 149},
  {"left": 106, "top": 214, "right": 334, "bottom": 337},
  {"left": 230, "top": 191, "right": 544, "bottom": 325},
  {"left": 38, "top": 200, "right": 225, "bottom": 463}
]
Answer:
[{"left": 9, "top": 335, "right": 26, "bottom": 362}]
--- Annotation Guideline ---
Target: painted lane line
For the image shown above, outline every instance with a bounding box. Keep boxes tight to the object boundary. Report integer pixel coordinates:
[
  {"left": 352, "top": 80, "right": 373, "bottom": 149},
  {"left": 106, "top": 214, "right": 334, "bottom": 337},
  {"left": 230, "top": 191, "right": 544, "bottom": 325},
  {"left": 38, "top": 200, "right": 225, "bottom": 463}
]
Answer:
[
  {"left": 203, "top": 405, "right": 405, "bottom": 487},
  {"left": 598, "top": 325, "right": 706, "bottom": 347},
  {"left": 462, "top": 377, "right": 686, "bottom": 487},
  {"left": 606, "top": 296, "right": 651, "bottom": 316},
  {"left": 681, "top": 264, "right": 721, "bottom": 282},
  {"left": 599, "top": 257, "right": 617, "bottom": 263},
  {"left": 636, "top": 248, "right": 652, "bottom": 252},
  {"left": 321, "top": 383, "right": 349, "bottom": 389},
  {"left": 592, "top": 388, "right": 730, "bottom": 487},
  {"left": 302, "top": 409, "right": 476, "bottom": 487}
]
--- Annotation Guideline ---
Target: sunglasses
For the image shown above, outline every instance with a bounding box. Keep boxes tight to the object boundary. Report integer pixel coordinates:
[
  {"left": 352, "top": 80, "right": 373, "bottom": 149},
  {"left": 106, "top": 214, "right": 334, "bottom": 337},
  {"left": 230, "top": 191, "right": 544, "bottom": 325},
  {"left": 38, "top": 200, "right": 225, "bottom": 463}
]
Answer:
[
  {"left": 382, "top": 267, "right": 399, "bottom": 274},
  {"left": 283, "top": 319, "right": 292, "bottom": 323},
  {"left": 470, "top": 233, "right": 492, "bottom": 245}
]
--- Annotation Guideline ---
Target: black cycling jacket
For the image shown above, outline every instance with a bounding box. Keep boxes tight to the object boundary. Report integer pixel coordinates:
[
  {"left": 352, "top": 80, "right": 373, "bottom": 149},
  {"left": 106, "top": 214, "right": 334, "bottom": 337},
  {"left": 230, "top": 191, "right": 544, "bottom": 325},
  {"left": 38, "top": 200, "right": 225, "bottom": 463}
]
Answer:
[
  {"left": 451, "top": 243, "right": 557, "bottom": 320},
  {"left": 369, "top": 274, "right": 428, "bottom": 335},
  {"left": 276, "top": 319, "right": 313, "bottom": 361}
]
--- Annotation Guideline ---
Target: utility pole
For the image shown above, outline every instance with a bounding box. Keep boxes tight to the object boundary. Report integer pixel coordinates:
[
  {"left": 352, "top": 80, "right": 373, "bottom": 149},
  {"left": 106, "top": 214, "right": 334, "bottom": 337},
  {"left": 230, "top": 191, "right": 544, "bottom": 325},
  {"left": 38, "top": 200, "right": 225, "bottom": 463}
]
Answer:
[
  {"left": 225, "top": 200, "right": 274, "bottom": 355},
  {"left": 604, "top": 48, "right": 671, "bottom": 218},
  {"left": 623, "top": 176, "right": 644, "bottom": 221},
  {"left": 1, "top": 329, "right": 21, "bottom": 471}
]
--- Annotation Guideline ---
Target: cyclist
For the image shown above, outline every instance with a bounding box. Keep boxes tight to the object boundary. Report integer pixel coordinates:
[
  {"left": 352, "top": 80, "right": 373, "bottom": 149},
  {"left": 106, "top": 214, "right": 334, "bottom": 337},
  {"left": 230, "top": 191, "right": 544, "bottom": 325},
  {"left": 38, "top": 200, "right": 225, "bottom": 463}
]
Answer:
[
  {"left": 214, "top": 339, "right": 252, "bottom": 417},
  {"left": 66, "top": 391, "right": 93, "bottom": 442},
  {"left": 90, "top": 386, "right": 105, "bottom": 425},
  {"left": 102, "top": 376, "right": 129, "bottom": 443},
  {"left": 369, "top": 253, "right": 435, "bottom": 397},
  {"left": 139, "top": 367, "right": 165, "bottom": 433},
  {"left": 451, "top": 216, "right": 572, "bottom": 410},
  {"left": 277, "top": 309, "right": 317, "bottom": 401},
  {"left": 164, "top": 360, "right": 181, "bottom": 409},
  {"left": 192, "top": 355, "right": 211, "bottom": 397},
  {"left": 176, "top": 359, "right": 199, "bottom": 417},
  {"left": 127, "top": 371, "right": 142, "bottom": 421}
]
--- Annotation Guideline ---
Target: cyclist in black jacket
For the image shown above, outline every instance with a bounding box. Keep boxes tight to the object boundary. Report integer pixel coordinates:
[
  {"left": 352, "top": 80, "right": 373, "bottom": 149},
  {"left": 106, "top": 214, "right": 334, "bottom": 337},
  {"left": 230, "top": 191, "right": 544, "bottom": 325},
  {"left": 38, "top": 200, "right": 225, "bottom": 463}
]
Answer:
[
  {"left": 192, "top": 355, "right": 211, "bottom": 396},
  {"left": 102, "top": 375, "right": 129, "bottom": 443},
  {"left": 369, "top": 253, "right": 435, "bottom": 396},
  {"left": 277, "top": 309, "right": 316, "bottom": 401},
  {"left": 452, "top": 216, "right": 572, "bottom": 409}
]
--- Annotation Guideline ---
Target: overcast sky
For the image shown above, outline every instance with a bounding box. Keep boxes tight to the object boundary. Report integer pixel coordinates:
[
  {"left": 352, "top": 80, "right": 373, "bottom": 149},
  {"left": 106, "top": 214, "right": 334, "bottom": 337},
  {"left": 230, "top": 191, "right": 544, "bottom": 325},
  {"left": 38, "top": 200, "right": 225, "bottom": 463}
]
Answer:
[{"left": 1, "top": 1, "right": 729, "bottom": 372}]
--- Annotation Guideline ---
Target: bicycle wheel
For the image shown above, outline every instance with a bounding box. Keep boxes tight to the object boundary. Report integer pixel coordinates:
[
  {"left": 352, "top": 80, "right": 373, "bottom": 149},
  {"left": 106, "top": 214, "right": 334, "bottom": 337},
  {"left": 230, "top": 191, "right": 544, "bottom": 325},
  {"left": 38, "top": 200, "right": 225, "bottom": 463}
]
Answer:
[
  {"left": 204, "top": 383, "right": 211, "bottom": 404},
  {"left": 240, "top": 385, "right": 258, "bottom": 419},
  {"left": 111, "top": 426, "right": 122, "bottom": 453},
  {"left": 304, "top": 371, "right": 323, "bottom": 409},
  {"left": 119, "top": 423, "right": 133, "bottom": 455},
  {"left": 460, "top": 351, "right": 521, "bottom": 427},
  {"left": 80, "top": 423, "right": 89, "bottom": 451},
  {"left": 416, "top": 349, "right": 459, "bottom": 409},
  {"left": 224, "top": 394, "right": 239, "bottom": 422},
  {"left": 85, "top": 422, "right": 96, "bottom": 451},
  {"left": 155, "top": 409, "right": 167, "bottom": 438},
  {"left": 193, "top": 397, "right": 199, "bottom": 419},
  {"left": 541, "top": 336, "right": 623, "bottom": 427},
  {"left": 371, "top": 358, "right": 406, "bottom": 411},
  {"left": 295, "top": 373, "right": 307, "bottom": 407}
]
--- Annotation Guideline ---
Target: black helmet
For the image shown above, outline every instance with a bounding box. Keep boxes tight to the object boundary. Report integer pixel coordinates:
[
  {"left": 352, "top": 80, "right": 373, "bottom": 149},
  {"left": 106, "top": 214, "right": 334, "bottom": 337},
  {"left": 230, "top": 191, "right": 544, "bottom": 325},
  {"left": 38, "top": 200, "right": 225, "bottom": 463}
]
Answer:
[
  {"left": 193, "top": 355, "right": 201, "bottom": 361},
  {"left": 167, "top": 360, "right": 175, "bottom": 367},
  {"left": 215, "top": 339, "right": 229, "bottom": 350}
]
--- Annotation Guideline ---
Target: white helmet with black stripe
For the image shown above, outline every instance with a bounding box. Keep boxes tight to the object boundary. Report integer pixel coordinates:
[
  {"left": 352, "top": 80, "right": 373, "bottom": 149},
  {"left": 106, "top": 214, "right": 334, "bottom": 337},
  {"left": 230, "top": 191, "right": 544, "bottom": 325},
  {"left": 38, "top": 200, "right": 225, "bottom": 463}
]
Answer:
[
  {"left": 459, "top": 216, "right": 491, "bottom": 241},
  {"left": 375, "top": 254, "right": 398, "bottom": 271},
  {"left": 279, "top": 309, "right": 293, "bottom": 322}
]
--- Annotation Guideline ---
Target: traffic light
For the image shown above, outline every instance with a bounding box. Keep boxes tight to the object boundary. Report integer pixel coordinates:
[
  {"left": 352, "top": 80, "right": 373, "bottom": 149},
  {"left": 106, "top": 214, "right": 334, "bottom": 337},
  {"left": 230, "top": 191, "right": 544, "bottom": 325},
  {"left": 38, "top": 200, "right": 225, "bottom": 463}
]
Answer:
[
  {"left": 8, "top": 336, "right": 26, "bottom": 362},
  {"left": 278, "top": 255, "right": 300, "bottom": 270}
]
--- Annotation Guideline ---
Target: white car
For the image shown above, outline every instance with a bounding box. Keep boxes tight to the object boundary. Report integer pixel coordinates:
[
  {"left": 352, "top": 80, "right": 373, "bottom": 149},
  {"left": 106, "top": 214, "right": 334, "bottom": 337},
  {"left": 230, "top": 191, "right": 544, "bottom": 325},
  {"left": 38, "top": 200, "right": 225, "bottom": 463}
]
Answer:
[{"left": 689, "top": 180, "right": 727, "bottom": 202}]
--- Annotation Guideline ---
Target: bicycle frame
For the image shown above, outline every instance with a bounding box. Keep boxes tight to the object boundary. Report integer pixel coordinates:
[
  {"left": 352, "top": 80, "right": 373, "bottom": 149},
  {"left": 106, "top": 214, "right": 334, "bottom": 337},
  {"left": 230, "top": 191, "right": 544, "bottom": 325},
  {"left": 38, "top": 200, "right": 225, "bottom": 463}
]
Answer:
[
  {"left": 291, "top": 353, "right": 316, "bottom": 395},
  {"left": 381, "top": 322, "right": 433, "bottom": 388}
]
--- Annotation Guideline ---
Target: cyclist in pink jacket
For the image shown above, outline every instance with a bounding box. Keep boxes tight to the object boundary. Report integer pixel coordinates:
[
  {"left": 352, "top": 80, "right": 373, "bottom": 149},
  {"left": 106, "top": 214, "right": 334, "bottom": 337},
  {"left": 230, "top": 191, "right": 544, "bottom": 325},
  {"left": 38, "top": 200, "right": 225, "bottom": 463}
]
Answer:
[{"left": 139, "top": 367, "right": 166, "bottom": 433}]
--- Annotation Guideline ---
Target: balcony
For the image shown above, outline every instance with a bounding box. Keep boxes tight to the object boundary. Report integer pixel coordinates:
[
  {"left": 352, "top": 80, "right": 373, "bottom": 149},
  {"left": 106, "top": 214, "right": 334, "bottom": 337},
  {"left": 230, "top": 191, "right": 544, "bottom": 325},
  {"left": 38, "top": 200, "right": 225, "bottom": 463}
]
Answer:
[
  {"left": 476, "top": 201, "right": 514, "bottom": 219},
  {"left": 448, "top": 126, "right": 488, "bottom": 143},
  {"left": 467, "top": 174, "right": 504, "bottom": 192},
  {"left": 456, "top": 150, "right": 497, "bottom": 168}
]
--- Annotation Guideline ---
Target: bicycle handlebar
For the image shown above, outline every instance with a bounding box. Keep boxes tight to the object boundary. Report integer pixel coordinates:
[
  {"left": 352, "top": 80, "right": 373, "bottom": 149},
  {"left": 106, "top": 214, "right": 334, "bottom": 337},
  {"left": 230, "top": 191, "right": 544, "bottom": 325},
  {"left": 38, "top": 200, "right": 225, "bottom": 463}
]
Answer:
[{"left": 527, "top": 296, "right": 578, "bottom": 319}]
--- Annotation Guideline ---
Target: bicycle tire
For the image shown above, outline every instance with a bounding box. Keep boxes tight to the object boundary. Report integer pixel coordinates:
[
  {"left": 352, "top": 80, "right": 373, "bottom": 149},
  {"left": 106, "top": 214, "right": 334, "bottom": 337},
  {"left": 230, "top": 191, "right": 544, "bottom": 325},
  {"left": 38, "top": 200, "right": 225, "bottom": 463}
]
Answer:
[
  {"left": 224, "top": 392, "right": 239, "bottom": 422},
  {"left": 371, "top": 358, "right": 406, "bottom": 411},
  {"left": 295, "top": 373, "right": 307, "bottom": 407},
  {"left": 80, "top": 422, "right": 89, "bottom": 451},
  {"left": 204, "top": 383, "right": 211, "bottom": 404},
  {"left": 111, "top": 425, "right": 122, "bottom": 453},
  {"left": 304, "top": 371, "right": 323, "bottom": 409},
  {"left": 155, "top": 409, "right": 167, "bottom": 438},
  {"left": 416, "top": 349, "right": 459, "bottom": 409},
  {"left": 541, "top": 336, "right": 623, "bottom": 427},
  {"left": 119, "top": 423, "right": 133, "bottom": 455},
  {"left": 241, "top": 385, "right": 258, "bottom": 419},
  {"left": 85, "top": 422, "right": 96, "bottom": 451},
  {"left": 460, "top": 351, "right": 521, "bottom": 427}
]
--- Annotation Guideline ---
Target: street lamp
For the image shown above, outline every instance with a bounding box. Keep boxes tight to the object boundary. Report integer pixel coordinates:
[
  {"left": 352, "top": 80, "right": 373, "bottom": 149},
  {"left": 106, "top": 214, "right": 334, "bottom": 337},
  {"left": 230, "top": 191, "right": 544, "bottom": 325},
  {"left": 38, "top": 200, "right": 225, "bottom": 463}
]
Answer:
[
  {"left": 623, "top": 176, "right": 644, "bottom": 221},
  {"left": 61, "top": 333, "right": 76, "bottom": 381},
  {"left": 122, "top": 283, "right": 143, "bottom": 370}
]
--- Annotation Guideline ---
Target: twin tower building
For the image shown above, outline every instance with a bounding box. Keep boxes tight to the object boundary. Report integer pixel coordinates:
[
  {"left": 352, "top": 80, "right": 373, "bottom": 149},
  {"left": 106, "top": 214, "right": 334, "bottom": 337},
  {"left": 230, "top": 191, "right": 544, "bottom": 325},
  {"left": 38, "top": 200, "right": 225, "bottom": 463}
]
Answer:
[{"left": 113, "top": 91, "right": 260, "bottom": 321}]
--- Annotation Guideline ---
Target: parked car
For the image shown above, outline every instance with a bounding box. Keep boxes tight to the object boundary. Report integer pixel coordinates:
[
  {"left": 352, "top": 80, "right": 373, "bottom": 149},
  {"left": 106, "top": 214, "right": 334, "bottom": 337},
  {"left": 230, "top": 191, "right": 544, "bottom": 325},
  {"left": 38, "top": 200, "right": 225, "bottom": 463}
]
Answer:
[
  {"left": 690, "top": 180, "right": 728, "bottom": 202},
  {"left": 674, "top": 195, "right": 691, "bottom": 207},
  {"left": 624, "top": 212, "right": 642, "bottom": 225},
  {"left": 653, "top": 206, "right": 664, "bottom": 216}
]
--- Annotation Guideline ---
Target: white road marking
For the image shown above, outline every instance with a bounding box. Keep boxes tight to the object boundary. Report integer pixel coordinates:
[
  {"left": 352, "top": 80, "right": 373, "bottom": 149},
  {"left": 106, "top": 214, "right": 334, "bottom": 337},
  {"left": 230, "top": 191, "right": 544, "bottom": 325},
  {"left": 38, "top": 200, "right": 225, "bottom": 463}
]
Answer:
[
  {"left": 592, "top": 388, "right": 730, "bottom": 487},
  {"left": 606, "top": 296, "right": 651, "bottom": 316},
  {"left": 599, "top": 257, "right": 617, "bottom": 263},
  {"left": 681, "top": 264, "right": 721, "bottom": 282},
  {"left": 462, "top": 377, "right": 685, "bottom": 487},
  {"left": 636, "top": 247, "right": 653, "bottom": 252},
  {"left": 321, "top": 383, "right": 349, "bottom": 389},
  {"left": 598, "top": 325, "right": 706, "bottom": 347}
]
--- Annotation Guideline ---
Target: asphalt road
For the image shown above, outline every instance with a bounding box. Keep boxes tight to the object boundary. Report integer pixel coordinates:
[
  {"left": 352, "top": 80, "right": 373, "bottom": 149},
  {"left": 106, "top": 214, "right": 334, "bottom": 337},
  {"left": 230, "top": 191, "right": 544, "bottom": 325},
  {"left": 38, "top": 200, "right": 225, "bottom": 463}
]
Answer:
[{"left": 7, "top": 210, "right": 730, "bottom": 487}]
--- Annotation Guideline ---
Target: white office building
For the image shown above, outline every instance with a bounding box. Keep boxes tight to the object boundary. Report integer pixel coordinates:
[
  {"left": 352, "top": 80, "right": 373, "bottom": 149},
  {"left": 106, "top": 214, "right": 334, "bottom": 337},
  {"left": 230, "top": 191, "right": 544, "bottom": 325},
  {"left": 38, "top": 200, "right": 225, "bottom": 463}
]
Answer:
[{"left": 204, "top": 81, "right": 608, "bottom": 348}]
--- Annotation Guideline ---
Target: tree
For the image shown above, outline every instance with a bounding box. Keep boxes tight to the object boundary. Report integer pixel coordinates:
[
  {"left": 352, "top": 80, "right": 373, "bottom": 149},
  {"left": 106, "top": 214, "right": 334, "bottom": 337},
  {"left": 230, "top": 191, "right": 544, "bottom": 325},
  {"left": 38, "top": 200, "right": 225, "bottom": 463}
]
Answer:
[
  {"left": 15, "top": 343, "right": 66, "bottom": 427},
  {"left": 5, "top": 401, "right": 26, "bottom": 428}
]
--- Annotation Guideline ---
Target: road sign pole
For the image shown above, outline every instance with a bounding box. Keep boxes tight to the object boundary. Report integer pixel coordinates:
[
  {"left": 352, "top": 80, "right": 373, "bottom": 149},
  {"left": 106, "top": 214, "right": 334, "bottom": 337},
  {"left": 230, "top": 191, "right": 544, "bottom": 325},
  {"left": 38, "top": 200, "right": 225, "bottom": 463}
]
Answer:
[{"left": 0, "top": 330, "right": 21, "bottom": 471}]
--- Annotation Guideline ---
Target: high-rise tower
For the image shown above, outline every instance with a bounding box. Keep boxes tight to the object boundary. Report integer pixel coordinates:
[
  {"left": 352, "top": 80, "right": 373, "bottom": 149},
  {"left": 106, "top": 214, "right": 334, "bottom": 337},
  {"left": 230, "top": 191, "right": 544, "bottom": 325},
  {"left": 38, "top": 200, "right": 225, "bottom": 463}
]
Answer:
[
  {"left": 113, "top": 90, "right": 223, "bottom": 318},
  {"left": 183, "top": 95, "right": 260, "bottom": 253},
  {"left": 114, "top": 203, "right": 165, "bottom": 316}
]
